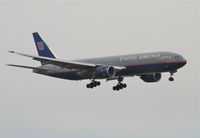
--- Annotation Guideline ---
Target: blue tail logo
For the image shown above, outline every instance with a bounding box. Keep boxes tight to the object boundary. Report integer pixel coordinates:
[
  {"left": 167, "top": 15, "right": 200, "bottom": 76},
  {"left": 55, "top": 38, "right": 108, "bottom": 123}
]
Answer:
[
  {"left": 32, "top": 32, "right": 56, "bottom": 59},
  {"left": 37, "top": 42, "right": 45, "bottom": 50}
]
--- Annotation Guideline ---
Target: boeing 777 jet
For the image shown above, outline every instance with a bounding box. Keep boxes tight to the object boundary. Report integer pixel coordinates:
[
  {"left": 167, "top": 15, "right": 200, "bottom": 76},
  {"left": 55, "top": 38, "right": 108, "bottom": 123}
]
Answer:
[{"left": 8, "top": 32, "right": 187, "bottom": 91}]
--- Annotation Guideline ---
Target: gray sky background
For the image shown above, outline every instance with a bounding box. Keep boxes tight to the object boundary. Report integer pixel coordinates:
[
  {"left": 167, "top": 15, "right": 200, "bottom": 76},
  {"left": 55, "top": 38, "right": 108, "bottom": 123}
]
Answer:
[{"left": 0, "top": 0, "right": 199, "bottom": 138}]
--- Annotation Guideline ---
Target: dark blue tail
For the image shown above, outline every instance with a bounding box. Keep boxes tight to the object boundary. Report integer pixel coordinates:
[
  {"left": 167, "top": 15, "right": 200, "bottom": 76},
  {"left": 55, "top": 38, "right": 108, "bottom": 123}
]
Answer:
[{"left": 32, "top": 32, "right": 56, "bottom": 59}]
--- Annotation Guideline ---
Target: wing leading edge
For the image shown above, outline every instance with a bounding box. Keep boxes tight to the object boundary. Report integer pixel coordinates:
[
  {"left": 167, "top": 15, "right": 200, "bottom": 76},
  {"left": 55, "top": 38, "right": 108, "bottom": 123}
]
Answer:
[{"left": 8, "top": 51, "right": 126, "bottom": 71}]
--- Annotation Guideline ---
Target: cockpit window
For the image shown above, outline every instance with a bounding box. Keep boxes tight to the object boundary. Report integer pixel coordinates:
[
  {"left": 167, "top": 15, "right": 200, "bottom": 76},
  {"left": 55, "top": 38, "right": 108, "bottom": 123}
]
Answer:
[{"left": 174, "top": 56, "right": 180, "bottom": 59}]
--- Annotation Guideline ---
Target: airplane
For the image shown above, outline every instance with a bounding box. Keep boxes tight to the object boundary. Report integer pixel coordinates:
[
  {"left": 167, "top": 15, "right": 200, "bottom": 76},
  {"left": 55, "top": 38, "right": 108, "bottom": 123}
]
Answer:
[{"left": 7, "top": 32, "right": 187, "bottom": 91}]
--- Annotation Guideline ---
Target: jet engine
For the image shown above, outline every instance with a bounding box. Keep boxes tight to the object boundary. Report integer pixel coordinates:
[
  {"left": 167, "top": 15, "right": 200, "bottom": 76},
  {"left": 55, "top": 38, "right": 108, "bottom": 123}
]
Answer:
[
  {"left": 95, "top": 66, "right": 116, "bottom": 79},
  {"left": 140, "top": 73, "right": 161, "bottom": 82}
]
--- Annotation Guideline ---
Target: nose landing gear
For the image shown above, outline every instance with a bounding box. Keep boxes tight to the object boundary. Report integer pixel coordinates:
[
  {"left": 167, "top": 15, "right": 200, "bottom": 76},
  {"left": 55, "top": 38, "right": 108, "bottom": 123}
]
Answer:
[
  {"left": 169, "top": 72, "right": 175, "bottom": 81},
  {"left": 169, "top": 77, "right": 174, "bottom": 81}
]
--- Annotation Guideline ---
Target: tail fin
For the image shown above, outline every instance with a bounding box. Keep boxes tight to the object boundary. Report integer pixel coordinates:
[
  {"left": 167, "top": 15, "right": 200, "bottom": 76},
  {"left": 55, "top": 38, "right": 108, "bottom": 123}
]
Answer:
[{"left": 32, "top": 32, "right": 56, "bottom": 59}]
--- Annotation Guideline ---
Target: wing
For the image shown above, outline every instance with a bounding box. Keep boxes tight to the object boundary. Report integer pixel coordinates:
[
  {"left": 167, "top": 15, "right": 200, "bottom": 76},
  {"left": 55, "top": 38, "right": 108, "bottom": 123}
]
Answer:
[
  {"left": 7, "top": 64, "right": 48, "bottom": 71},
  {"left": 8, "top": 51, "right": 126, "bottom": 71}
]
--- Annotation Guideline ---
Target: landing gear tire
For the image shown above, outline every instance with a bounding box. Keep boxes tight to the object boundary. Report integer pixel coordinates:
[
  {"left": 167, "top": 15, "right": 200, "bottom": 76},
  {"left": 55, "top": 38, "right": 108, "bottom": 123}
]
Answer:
[
  {"left": 113, "top": 83, "right": 127, "bottom": 91},
  {"left": 96, "top": 81, "right": 101, "bottom": 86},
  {"left": 123, "top": 84, "right": 127, "bottom": 88},
  {"left": 86, "top": 80, "right": 101, "bottom": 89},
  {"left": 86, "top": 84, "right": 90, "bottom": 88},
  {"left": 169, "top": 71, "right": 175, "bottom": 82},
  {"left": 169, "top": 77, "right": 174, "bottom": 81},
  {"left": 113, "top": 86, "right": 121, "bottom": 91}
]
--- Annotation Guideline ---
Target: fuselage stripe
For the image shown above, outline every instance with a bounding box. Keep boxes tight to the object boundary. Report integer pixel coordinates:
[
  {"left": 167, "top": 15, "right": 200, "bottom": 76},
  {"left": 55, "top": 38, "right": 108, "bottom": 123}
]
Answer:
[
  {"left": 125, "top": 61, "right": 186, "bottom": 67},
  {"left": 46, "top": 61, "right": 186, "bottom": 75}
]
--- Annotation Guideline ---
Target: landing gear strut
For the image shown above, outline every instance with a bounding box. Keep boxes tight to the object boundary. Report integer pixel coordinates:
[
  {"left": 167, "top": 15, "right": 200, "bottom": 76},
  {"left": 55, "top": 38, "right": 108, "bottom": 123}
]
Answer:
[
  {"left": 169, "top": 72, "right": 175, "bottom": 81},
  {"left": 113, "top": 77, "right": 127, "bottom": 91},
  {"left": 86, "top": 80, "right": 101, "bottom": 89}
]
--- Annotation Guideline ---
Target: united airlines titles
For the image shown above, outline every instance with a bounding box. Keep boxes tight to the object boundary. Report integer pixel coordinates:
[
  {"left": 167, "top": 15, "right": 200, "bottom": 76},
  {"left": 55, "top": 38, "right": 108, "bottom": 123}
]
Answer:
[{"left": 120, "top": 54, "right": 160, "bottom": 61}]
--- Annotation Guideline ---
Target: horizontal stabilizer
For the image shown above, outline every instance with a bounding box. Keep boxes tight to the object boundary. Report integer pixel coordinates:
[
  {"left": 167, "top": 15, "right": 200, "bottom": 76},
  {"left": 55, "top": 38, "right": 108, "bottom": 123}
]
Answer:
[{"left": 7, "top": 64, "right": 48, "bottom": 71}]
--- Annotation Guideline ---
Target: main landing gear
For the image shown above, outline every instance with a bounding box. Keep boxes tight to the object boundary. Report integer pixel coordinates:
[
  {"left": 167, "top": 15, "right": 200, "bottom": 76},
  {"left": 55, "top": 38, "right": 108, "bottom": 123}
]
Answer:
[
  {"left": 169, "top": 72, "right": 175, "bottom": 81},
  {"left": 86, "top": 80, "right": 101, "bottom": 89},
  {"left": 113, "top": 83, "right": 127, "bottom": 91},
  {"left": 113, "top": 77, "right": 127, "bottom": 91}
]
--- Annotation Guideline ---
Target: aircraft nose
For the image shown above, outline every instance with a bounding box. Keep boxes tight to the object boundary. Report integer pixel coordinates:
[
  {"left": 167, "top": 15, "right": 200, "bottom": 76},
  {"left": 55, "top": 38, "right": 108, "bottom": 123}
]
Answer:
[{"left": 181, "top": 56, "right": 187, "bottom": 66}]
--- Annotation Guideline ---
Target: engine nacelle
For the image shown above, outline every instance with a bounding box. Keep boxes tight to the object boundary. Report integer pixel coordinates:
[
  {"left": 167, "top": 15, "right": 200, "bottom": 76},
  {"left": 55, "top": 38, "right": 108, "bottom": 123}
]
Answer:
[
  {"left": 95, "top": 66, "right": 116, "bottom": 79},
  {"left": 140, "top": 73, "right": 162, "bottom": 82}
]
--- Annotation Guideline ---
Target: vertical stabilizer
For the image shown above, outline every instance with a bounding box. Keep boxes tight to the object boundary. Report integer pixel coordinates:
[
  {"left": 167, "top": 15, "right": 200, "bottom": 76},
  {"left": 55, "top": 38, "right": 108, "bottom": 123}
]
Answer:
[{"left": 32, "top": 32, "right": 56, "bottom": 59}]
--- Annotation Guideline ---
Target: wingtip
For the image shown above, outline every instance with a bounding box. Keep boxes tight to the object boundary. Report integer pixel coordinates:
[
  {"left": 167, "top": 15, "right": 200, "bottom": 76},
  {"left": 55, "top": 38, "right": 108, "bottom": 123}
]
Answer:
[
  {"left": 6, "top": 64, "right": 12, "bottom": 66},
  {"left": 8, "top": 51, "right": 14, "bottom": 53}
]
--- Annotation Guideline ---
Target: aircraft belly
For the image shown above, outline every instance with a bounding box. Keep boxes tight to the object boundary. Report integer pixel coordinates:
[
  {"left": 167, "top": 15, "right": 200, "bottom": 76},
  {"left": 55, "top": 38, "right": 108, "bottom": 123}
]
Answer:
[
  {"left": 116, "top": 62, "right": 182, "bottom": 76},
  {"left": 34, "top": 61, "right": 185, "bottom": 80}
]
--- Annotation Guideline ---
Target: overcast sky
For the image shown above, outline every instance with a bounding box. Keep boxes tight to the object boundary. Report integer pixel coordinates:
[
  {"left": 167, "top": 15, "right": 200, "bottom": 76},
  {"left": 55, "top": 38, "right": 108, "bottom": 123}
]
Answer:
[{"left": 0, "top": 0, "right": 199, "bottom": 138}]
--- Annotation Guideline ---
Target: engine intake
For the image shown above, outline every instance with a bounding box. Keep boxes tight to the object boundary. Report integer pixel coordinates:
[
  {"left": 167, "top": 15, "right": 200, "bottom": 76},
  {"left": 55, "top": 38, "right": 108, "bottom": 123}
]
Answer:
[
  {"left": 140, "top": 73, "right": 161, "bottom": 82},
  {"left": 95, "top": 66, "right": 116, "bottom": 79}
]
